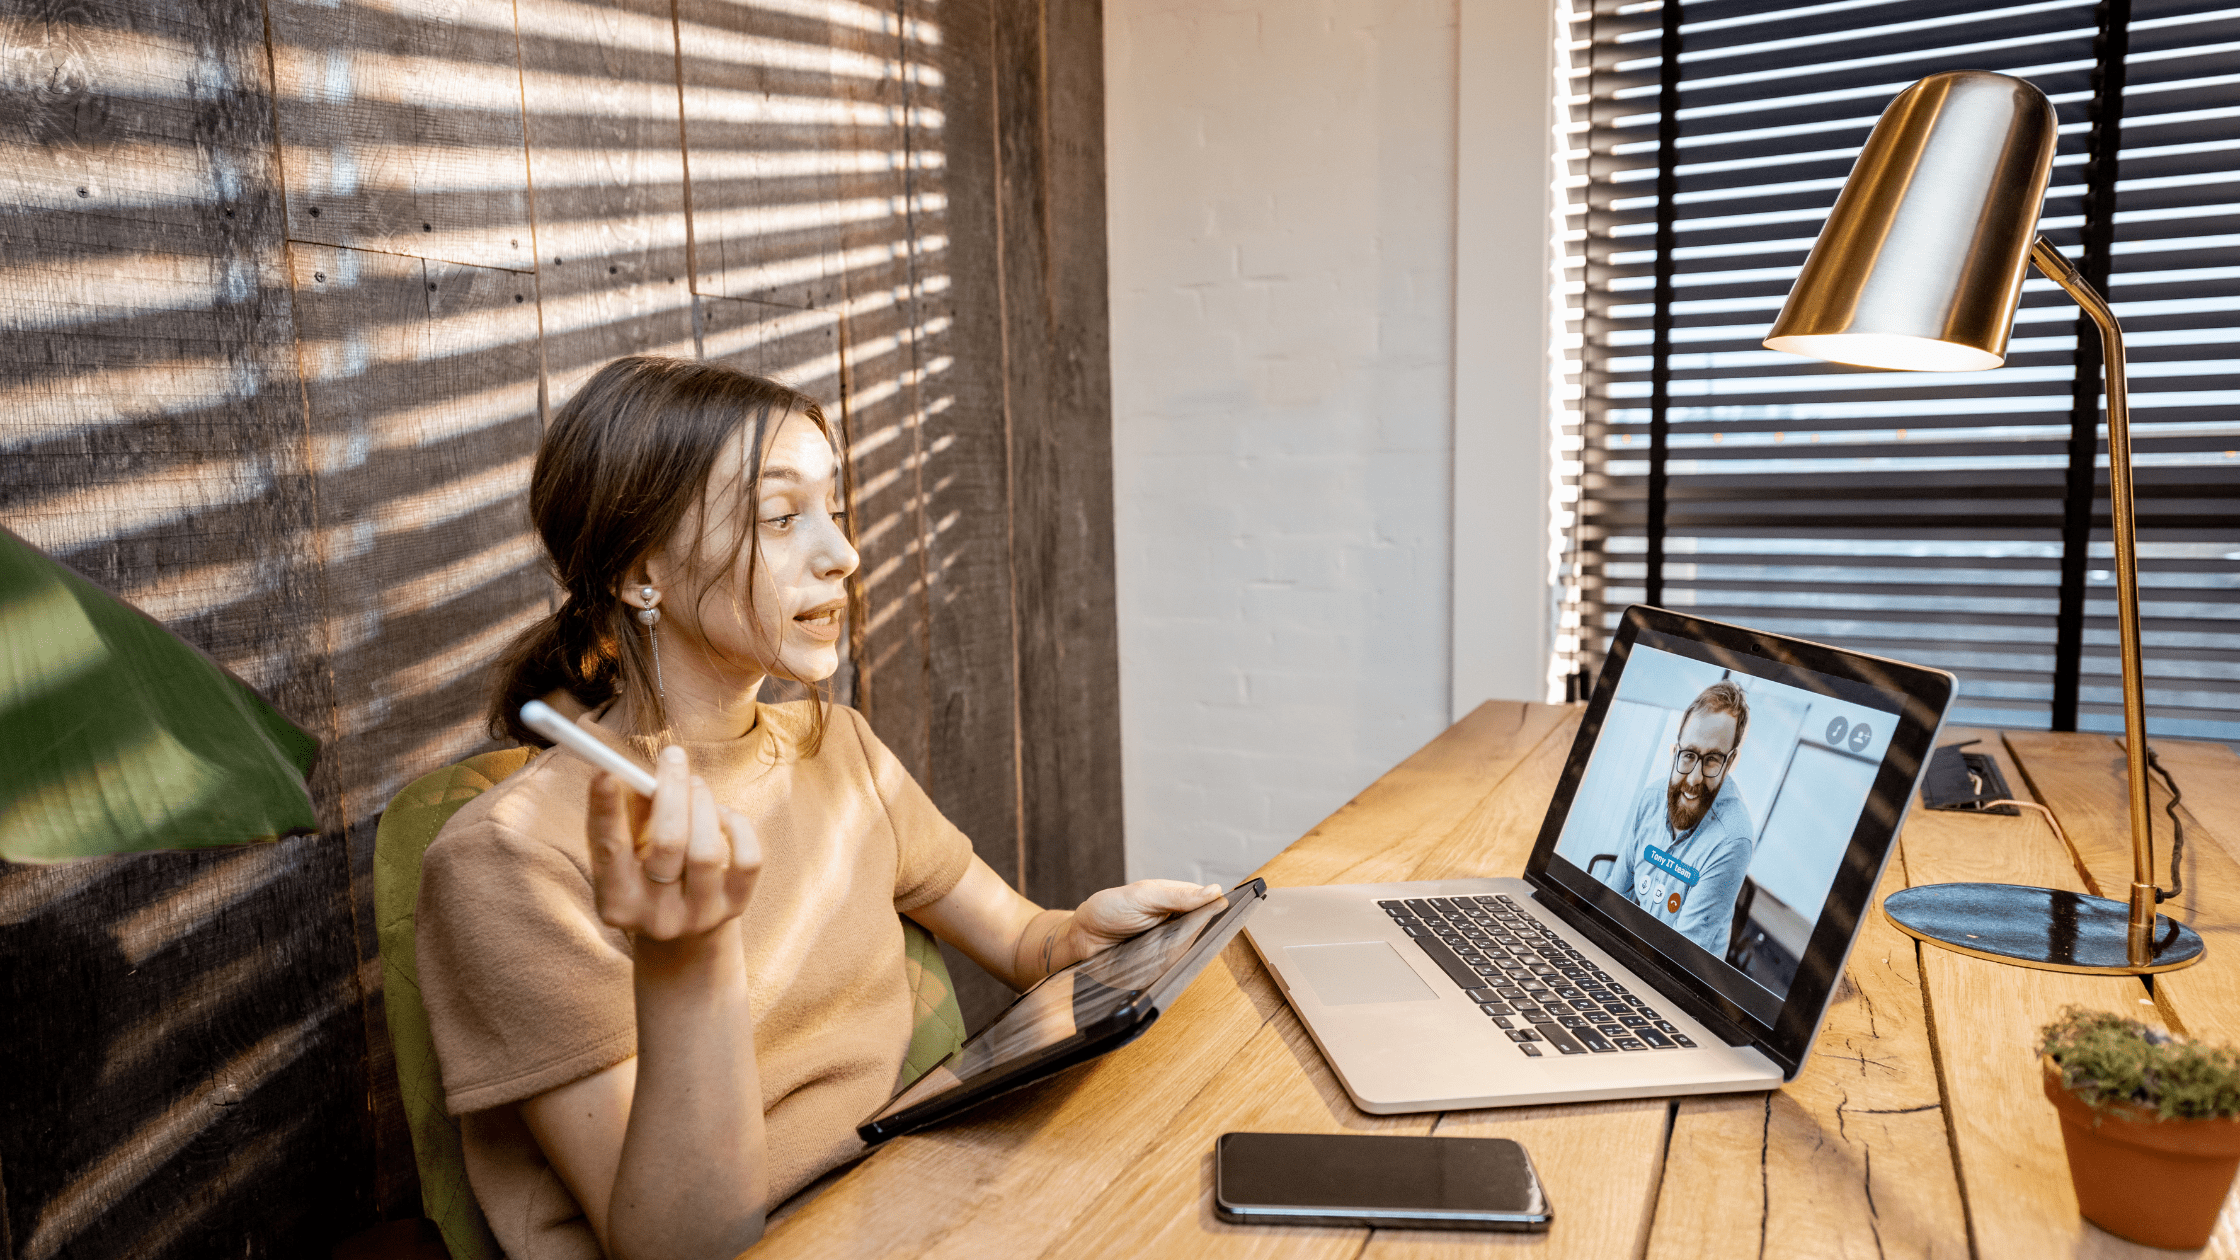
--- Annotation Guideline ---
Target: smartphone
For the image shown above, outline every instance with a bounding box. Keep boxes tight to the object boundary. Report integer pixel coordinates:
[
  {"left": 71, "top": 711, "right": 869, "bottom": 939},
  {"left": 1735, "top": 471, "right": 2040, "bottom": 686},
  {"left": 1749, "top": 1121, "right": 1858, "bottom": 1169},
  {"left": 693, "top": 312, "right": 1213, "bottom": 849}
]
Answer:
[{"left": 1213, "top": 1131, "right": 1551, "bottom": 1231}]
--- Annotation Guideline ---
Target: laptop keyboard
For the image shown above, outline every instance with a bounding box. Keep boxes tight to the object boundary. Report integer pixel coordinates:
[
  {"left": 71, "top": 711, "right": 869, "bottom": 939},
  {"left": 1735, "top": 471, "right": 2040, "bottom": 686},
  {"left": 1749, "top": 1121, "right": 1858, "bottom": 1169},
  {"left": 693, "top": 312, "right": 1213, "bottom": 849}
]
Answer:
[{"left": 1380, "top": 895, "right": 1697, "bottom": 1059}]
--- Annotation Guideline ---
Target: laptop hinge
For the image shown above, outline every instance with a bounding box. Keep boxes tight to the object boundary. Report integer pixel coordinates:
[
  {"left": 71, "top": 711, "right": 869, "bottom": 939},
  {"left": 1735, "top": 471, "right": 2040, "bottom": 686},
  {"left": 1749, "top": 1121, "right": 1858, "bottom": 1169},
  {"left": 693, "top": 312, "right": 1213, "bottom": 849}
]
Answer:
[{"left": 1532, "top": 891, "right": 1778, "bottom": 1063}]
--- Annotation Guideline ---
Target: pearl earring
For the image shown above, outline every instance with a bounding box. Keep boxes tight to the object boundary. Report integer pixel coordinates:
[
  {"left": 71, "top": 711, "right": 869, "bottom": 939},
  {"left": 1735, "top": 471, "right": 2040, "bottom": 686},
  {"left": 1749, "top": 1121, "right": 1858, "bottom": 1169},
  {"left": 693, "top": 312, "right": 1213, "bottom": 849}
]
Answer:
[{"left": 632, "top": 586, "right": 664, "bottom": 697}]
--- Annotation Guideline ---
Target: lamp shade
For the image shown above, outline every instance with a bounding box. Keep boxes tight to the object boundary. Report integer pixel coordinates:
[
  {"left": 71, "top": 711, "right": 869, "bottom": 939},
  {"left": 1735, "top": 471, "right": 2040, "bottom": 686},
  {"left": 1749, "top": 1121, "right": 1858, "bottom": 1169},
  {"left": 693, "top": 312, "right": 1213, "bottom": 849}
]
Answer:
[{"left": 1764, "top": 70, "right": 2058, "bottom": 372}]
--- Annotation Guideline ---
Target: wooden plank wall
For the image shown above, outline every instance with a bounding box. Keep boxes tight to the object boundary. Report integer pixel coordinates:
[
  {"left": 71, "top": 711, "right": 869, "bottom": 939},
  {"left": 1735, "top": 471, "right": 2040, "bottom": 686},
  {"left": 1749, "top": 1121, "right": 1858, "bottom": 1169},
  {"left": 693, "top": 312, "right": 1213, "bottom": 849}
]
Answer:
[{"left": 0, "top": 0, "right": 1121, "bottom": 1255}]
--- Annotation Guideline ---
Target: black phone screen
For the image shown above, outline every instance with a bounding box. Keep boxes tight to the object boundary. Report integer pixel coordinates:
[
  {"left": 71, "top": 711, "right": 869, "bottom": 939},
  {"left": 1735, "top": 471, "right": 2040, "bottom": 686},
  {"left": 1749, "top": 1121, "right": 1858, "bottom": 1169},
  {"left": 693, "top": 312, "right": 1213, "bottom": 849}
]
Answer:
[{"left": 1215, "top": 1132, "right": 1550, "bottom": 1228}]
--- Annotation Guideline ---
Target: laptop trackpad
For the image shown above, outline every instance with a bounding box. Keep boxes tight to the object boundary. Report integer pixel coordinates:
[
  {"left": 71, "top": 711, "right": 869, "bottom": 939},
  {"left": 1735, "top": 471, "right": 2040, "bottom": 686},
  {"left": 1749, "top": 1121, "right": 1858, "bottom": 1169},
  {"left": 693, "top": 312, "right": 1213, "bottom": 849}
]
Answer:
[{"left": 1285, "top": 942, "right": 1439, "bottom": 1006}]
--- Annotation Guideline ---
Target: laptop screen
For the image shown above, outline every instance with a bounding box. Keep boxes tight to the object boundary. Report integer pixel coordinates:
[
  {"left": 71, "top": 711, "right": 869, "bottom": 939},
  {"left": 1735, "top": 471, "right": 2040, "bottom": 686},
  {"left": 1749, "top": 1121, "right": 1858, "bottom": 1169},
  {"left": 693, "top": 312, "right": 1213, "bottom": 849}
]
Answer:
[{"left": 1535, "top": 620, "right": 1932, "bottom": 1034}]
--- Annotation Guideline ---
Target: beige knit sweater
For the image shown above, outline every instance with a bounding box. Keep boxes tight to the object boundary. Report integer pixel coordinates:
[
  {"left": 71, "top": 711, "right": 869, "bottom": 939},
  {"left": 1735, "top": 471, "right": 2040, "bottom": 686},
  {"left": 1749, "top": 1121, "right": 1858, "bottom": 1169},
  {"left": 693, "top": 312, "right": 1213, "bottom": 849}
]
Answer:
[{"left": 416, "top": 701, "right": 974, "bottom": 1259}]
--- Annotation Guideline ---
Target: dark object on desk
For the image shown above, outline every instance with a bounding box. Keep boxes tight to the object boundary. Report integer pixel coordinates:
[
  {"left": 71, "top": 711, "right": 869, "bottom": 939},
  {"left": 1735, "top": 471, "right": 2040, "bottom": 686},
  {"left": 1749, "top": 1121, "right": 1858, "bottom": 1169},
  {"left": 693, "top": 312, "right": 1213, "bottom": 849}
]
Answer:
[
  {"left": 1214, "top": 1131, "right": 1552, "bottom": 1231},
  {"left": 1885, "top": 883, "right": 2201, "bottom": 974},
  {"left": 1920, "top": 741, "right": 2020, "bottom": 815},
  {"left": 857, "top": 879, "right": 1268, "bottom": 1143},
  {"left": 0, "top": 524, "right": 319, "bottom": 862},
  {"left": 1897, "top": 742, "right": 2204, "bottom": 971}
]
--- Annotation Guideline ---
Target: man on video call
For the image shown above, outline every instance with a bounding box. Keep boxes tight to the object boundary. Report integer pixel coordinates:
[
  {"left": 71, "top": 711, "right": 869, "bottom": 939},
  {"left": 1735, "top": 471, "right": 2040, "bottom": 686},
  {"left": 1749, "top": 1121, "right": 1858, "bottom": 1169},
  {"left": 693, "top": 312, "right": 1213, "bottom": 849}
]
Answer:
[{"left": 1599, "top": 680, "right": 1755, "bottom": 955}]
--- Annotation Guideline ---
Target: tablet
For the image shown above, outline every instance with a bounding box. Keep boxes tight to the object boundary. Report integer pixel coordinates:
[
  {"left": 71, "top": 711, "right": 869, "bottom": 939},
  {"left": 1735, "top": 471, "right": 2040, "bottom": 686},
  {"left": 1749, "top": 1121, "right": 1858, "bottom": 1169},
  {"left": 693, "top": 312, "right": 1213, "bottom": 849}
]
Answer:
[{"left": 858, "top": 878, "right": 1268, "bottom": 1143}]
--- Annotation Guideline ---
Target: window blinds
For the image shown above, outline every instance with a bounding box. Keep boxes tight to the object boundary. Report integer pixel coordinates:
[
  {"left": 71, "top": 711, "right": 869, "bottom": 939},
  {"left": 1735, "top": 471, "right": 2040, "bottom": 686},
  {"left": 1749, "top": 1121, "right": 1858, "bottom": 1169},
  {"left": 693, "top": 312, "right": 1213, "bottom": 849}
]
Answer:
[{"left": 1556, "top": 0, "right": 2239, "bottom": 743}]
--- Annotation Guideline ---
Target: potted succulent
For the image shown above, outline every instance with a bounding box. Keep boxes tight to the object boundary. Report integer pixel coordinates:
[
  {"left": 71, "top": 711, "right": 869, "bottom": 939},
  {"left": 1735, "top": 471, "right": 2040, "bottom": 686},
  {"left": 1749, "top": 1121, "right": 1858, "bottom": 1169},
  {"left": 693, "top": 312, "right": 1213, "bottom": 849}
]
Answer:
[{"left": 2039, "top": 1005, "right": 2240, "bottom": 1250}]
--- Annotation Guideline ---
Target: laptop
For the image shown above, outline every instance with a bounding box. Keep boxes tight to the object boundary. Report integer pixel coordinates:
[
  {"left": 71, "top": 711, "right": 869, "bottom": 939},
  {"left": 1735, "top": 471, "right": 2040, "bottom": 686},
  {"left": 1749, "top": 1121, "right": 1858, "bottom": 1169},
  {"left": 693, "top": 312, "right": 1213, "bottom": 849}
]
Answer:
[{"left": 1244, "top": 606, "right": 1954, "bottom": 1112}]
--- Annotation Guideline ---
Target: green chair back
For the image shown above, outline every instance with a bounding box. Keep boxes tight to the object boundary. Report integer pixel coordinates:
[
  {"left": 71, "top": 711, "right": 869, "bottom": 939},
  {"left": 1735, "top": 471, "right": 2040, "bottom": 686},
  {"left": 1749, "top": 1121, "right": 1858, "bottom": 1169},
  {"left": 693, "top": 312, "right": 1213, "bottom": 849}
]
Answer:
[
  {"left": 376, "top": 750, "right": 531, "bottom": 1260},
  {"left": 375, "top": 748, "right": 968, "bottom": 1259}
]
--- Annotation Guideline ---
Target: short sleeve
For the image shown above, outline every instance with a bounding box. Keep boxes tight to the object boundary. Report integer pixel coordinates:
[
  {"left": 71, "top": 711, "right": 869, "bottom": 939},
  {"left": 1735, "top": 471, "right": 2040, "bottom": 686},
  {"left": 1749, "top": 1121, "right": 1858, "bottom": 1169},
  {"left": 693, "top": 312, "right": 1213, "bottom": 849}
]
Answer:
[
  {"left": 841, "top": 709, "right": 976, "bottom": 912},
  {"left": 417, "top": 813, "right": 637, "bottom": 1115}
]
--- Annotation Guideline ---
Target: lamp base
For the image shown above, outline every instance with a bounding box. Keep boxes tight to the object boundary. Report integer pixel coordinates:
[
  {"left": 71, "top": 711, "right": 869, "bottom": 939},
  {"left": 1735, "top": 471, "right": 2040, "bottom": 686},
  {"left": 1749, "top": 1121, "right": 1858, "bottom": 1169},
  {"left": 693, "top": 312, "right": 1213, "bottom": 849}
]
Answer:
[{"left": 1883, "top": 883, "right": 2205, "bottom": 975}]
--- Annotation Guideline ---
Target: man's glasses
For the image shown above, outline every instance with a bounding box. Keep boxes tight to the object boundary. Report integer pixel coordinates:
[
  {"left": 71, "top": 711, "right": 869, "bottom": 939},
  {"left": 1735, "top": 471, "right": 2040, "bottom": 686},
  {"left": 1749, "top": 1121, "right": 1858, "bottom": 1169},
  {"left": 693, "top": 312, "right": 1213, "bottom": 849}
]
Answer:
[{"left": 1673, "top": 748, "right": 1731, "bottom": 778}]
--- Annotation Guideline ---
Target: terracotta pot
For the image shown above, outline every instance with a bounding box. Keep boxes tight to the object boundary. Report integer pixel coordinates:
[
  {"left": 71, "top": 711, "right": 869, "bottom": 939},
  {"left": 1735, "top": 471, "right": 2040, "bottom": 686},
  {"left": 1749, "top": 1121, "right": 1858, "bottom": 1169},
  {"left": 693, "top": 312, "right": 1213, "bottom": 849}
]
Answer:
[{"left": 2041, "top": 1055, "right": 2240, "bottom": 1250}]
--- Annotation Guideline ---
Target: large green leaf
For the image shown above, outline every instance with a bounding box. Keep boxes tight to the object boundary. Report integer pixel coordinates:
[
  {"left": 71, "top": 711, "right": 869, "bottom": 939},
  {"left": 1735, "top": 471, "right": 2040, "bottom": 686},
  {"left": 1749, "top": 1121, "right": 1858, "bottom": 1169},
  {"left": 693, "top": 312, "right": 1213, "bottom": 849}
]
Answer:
[{"left": 0, "top": 526, "right": 319, "bottom": 862}]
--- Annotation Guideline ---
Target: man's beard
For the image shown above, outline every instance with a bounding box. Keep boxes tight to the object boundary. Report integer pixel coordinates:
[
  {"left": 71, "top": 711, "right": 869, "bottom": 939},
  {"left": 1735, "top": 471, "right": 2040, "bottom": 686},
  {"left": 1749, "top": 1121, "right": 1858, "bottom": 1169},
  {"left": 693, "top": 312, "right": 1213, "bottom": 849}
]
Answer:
[{"left": 1667, "top": 777, "right": 1718, "bottom": 833}]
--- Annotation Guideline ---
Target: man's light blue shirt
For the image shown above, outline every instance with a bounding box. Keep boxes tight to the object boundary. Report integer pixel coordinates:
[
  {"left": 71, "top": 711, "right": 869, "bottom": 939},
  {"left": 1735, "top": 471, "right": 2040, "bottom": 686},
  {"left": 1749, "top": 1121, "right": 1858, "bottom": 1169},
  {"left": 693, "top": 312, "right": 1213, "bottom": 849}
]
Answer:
[{"left": 1599, "top": 778, "right": 1755, "bottom": 956}]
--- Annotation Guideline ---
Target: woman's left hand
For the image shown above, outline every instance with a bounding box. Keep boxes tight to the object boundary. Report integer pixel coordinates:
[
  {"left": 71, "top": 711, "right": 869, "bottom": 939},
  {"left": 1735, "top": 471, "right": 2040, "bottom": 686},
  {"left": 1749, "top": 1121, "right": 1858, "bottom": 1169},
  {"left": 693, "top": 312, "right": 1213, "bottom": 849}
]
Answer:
[
  {"left": 1053, "top": 879, "right": 1227, "bottom": 971},
  {"left": 917, "top": 861, "right": 1232, "bottom": 989}
]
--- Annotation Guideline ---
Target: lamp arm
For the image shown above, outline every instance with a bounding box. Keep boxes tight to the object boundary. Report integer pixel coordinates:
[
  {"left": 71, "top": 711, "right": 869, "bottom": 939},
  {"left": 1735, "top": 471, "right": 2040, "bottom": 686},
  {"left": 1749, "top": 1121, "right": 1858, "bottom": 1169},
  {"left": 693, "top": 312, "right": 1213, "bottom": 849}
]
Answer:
[{"left": 2027, "top": 234, "right": 2157, "bottom": 964}]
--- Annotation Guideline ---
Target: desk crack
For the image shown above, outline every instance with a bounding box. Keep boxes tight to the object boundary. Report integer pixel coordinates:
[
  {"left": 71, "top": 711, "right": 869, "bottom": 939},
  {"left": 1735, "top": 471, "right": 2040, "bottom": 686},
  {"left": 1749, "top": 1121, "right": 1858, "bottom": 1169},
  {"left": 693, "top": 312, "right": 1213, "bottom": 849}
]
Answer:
[{"left": 1757, "top": 1093, "right": 1771, "bottom": 1260}]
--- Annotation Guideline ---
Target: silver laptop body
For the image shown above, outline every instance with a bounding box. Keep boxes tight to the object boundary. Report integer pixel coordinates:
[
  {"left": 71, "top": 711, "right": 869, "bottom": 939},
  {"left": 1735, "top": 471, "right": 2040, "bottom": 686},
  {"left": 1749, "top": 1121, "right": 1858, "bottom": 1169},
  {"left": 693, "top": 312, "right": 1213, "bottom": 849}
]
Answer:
[
  {"left": 1244, "top": 607, "right": 1954, "bottom": 1114},
  {"left": 1248, "top": 879, "right": 1782, "bottom": 1112}
]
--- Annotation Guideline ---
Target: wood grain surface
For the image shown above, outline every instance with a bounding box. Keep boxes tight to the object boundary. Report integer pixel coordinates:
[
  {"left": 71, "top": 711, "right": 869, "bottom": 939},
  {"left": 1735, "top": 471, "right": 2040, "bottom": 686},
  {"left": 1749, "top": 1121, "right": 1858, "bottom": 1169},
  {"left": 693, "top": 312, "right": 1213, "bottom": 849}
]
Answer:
[
  {"left": 1649, "top": 847, "right": 1967, "bottom": 1260},
  {"left": 756, "top": 701, "right": 1577, "bottom": 1259},
  {"left": 763, "top": 709, "right": 2240, "bottom": 1260},
  {"left": 900, "top": 0, "right": 1032, "bottom": 983},
  {"left": 267, "top": 0, "right": 536, "bottom": 270},
  {"left": 676, "top": 0, "right": 869, "bottom": 309},
  {"left": 1901, "top": 730, "right": 2180, "bottom": 1260},
  {"left": 1368, "top": 1100, "right": 1670, "bottom": 1260},
  {"left": 979, "top": 0, "right": 1128, "bottom": 918},
  {"left": 2149, "top": 739, "right": 2240, "bottom": 868},
  {"left": 515, "top": 0, "right": 698, "bottom": 404},
  {"left": 0, "top": 1, "right": 373, "bottom": 1253},
  {"left": 289, "top": 241, "right": 547, "bottom": 832},
  {"left": 2002, "top": 731, "right": 2240, "bottom": 1060},
  {"left": 1047, "top": 1002, "right": 1442, "bottom": 1260}
]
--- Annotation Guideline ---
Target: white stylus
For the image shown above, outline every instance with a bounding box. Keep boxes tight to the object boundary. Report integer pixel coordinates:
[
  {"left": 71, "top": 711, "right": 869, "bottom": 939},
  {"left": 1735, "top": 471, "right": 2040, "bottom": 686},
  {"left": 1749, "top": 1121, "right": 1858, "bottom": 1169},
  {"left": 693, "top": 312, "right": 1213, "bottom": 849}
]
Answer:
[{"left": 520, "top": 699, "right": 661, "bottom": 797}]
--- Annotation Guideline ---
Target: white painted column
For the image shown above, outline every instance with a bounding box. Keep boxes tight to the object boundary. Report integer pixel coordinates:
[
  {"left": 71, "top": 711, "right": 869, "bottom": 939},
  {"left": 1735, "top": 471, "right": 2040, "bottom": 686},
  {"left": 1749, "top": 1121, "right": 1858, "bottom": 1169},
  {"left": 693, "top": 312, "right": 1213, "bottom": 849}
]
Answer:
[
  {"left": 1106, "top": 0, "right": 1559, "bottom": 884},
  {"left": 1451, "top": 0, "right": 1559, "bottom": 716},
  {"left": 1105, "top": 0, "right": 1462, "bottom": 885}
]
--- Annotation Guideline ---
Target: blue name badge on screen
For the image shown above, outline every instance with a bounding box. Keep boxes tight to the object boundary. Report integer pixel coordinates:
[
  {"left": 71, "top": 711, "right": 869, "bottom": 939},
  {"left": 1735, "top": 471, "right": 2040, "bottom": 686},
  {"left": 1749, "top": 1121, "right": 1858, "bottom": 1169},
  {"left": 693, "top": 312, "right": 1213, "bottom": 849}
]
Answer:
[{"left": 1644, "top": 845, "right": 1701, "bottom": 887}]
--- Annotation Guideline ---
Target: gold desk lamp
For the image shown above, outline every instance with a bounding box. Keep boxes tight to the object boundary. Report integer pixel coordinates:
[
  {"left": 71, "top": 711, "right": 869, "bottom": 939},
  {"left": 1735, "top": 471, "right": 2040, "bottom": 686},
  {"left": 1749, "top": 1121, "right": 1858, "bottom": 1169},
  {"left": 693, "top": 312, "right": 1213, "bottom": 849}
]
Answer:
[{"left": 1763, "top": 70, "right": 2203, "bottom": 974}]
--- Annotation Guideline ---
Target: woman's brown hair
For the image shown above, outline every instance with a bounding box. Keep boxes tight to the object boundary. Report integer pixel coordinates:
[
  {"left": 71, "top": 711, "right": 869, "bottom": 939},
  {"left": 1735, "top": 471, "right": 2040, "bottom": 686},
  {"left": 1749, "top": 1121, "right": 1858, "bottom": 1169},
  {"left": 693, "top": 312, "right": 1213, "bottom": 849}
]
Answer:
[{"left": 488, "top": 355, "right": 857, "bottom": 754}]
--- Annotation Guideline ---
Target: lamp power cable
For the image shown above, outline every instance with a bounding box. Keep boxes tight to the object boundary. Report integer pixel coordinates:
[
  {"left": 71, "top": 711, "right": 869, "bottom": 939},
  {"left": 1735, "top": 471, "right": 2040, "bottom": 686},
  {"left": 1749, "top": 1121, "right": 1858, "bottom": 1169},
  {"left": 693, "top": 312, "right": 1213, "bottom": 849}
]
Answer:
[{"left": 1983, "top": 742, "right": 2186, "bottom": 905}]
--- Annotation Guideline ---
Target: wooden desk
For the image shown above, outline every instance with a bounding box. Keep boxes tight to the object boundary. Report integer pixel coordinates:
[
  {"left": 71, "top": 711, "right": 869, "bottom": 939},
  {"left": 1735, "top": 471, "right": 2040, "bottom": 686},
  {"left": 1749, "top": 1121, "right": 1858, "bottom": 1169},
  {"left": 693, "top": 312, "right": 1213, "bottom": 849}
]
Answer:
[{"left": 760, "top": 702, "right": 2240, "bottom": 1259}]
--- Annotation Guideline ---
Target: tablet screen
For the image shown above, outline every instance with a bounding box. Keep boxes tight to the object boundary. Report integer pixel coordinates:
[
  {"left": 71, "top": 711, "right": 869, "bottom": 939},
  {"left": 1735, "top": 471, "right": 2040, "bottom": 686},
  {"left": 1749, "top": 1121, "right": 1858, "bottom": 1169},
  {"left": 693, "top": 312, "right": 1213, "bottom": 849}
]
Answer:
[{"left": 866, "top": 883, "right": 1262, "bottom": 1133}]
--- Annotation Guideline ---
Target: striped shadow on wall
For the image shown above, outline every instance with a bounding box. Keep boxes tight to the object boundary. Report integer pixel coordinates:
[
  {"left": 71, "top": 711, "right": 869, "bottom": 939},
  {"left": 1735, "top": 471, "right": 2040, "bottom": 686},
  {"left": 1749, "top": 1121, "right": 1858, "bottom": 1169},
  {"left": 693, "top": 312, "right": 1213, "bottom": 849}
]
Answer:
[{"left": 0, "top": 0, "right": 1118, "bottom": 1254}]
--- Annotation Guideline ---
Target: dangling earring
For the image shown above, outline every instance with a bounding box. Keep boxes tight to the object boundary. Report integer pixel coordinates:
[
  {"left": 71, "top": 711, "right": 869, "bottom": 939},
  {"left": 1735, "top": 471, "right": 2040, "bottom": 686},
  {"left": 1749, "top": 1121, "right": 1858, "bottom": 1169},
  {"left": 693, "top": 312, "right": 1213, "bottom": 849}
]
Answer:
[{"left": 634, "top": 585, "right": 664, "bottom": 698}]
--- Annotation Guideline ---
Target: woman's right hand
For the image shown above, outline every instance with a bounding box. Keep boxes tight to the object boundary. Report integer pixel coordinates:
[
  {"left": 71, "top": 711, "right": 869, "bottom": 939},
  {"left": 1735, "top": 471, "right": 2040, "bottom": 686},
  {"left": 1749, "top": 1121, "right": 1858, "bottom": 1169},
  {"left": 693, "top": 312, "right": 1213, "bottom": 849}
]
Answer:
[
  {"left": 543, "top": 745, "right": 768, "bottom": 1260},
  {"left": 586, "top": 745, "right": 761, "bottom": 941}
]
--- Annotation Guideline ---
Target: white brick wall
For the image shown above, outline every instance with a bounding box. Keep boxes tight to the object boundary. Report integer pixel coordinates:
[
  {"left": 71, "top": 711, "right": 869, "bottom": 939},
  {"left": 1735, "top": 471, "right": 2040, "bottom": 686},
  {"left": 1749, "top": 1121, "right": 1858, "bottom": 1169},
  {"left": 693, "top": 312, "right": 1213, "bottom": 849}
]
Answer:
[{"left": 1107, "top": 0, "right": 1465, "bottom": 885}]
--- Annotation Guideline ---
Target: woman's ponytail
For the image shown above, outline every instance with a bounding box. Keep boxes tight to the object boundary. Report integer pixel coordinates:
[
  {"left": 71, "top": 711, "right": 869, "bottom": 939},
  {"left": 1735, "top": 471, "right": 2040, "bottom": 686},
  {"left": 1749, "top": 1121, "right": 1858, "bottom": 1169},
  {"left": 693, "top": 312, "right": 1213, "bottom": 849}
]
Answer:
[{"left": 488, "top": 590, "right": 625, "bottom": 746}]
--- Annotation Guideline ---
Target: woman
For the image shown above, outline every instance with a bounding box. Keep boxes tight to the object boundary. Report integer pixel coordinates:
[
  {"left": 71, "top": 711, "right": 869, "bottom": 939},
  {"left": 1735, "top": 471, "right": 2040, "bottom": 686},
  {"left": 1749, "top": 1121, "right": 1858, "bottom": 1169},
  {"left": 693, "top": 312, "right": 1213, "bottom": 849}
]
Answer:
[{"left": 417, "top": 356, "right": 1220, "bottom": 1260}]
